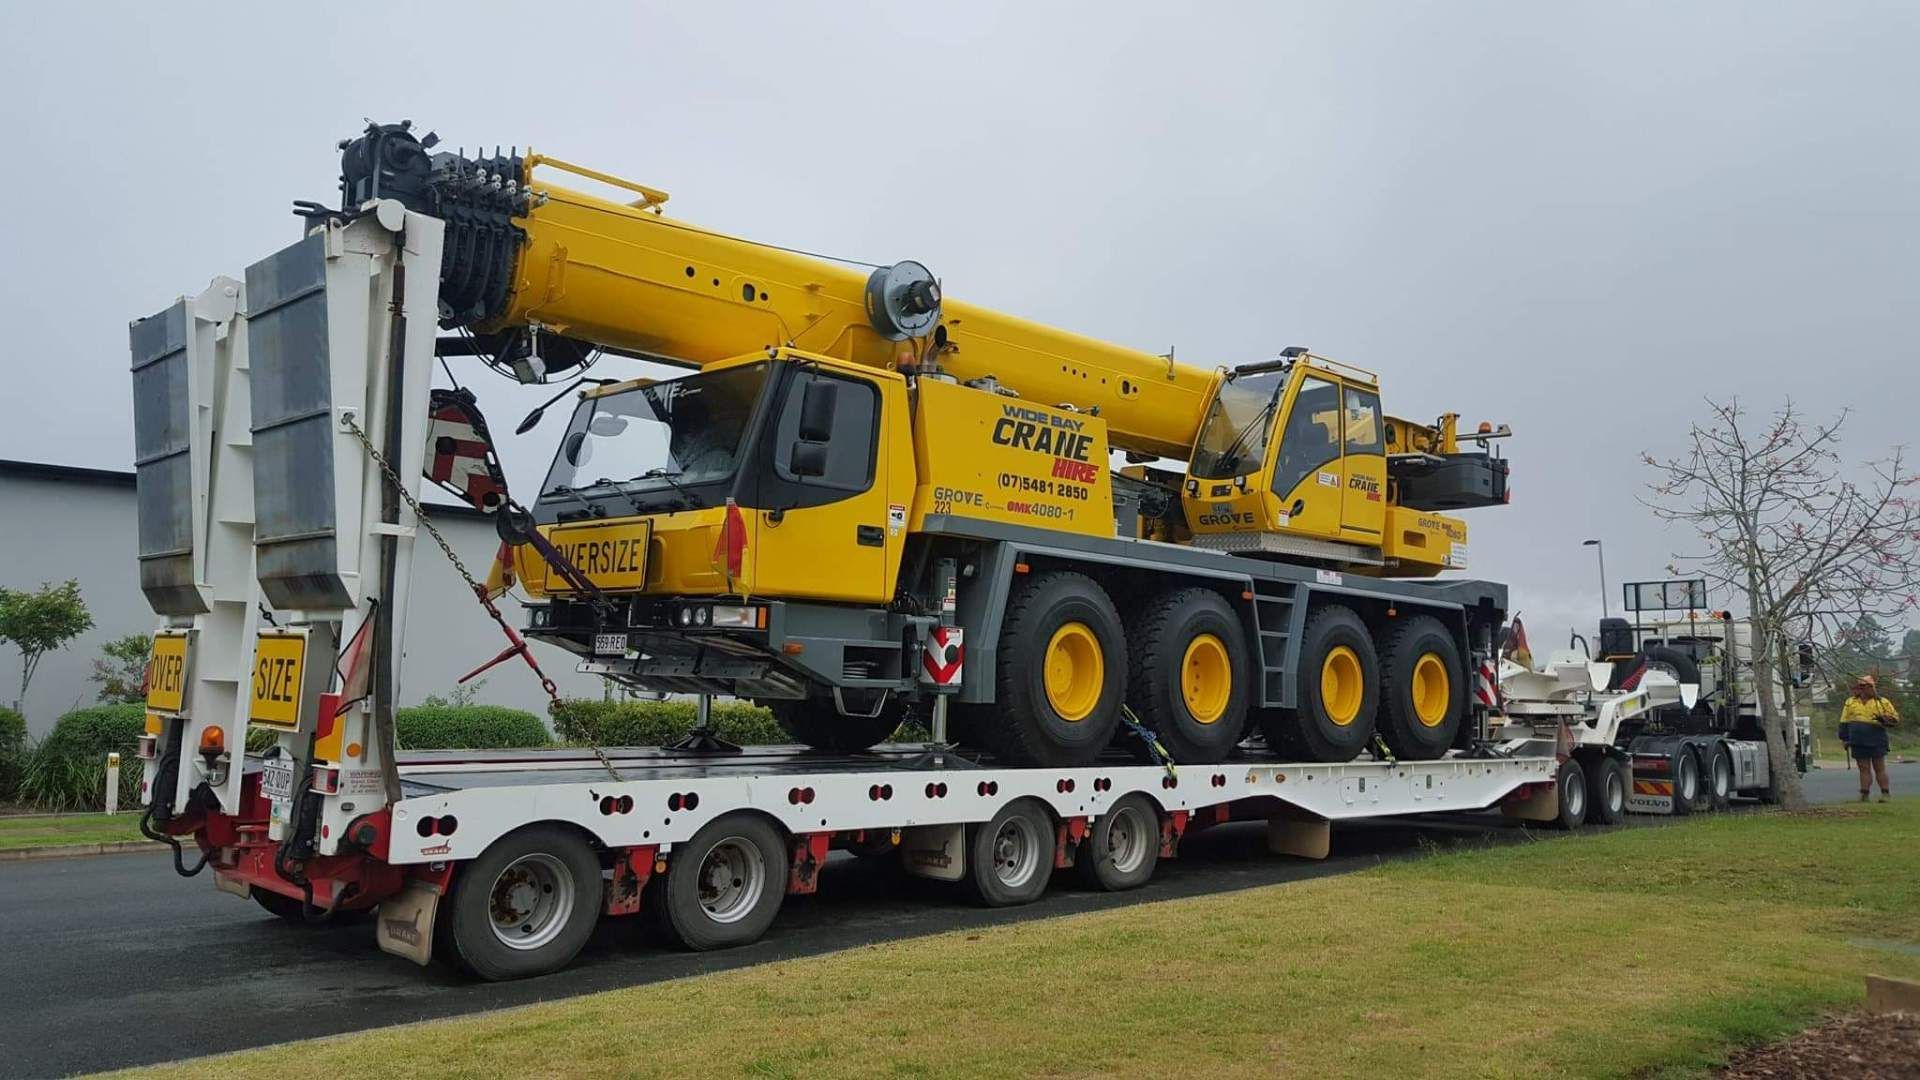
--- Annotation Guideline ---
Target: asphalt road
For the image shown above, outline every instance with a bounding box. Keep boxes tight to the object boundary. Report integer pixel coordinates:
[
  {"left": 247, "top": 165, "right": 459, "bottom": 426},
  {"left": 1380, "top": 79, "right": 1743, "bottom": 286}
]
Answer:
[{"left": 0, "top": 762, "right": 1894, "bottom": 1078}]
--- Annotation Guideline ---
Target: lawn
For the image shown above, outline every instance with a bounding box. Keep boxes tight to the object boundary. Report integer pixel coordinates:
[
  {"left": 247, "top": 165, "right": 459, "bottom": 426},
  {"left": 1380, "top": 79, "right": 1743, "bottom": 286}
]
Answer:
[
  {"left": 0, "top": 811, "right": 149, "bottom": 852},
  {"left": 116, "top": 802, "right": 1920, "bottom": 1079}
]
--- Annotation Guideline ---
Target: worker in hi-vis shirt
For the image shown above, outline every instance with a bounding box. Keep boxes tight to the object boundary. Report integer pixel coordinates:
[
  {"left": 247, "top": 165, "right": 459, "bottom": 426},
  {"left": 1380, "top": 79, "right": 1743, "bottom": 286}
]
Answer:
[{"left": 1839, "top": 675, "right": 1899, "bottom": 802}]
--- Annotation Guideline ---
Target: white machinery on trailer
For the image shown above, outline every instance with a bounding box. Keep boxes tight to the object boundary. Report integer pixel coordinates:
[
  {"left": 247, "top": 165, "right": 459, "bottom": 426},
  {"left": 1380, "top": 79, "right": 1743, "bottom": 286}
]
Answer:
[{"left": 131, "top": 144, "right": 1568, "bottom": 982}]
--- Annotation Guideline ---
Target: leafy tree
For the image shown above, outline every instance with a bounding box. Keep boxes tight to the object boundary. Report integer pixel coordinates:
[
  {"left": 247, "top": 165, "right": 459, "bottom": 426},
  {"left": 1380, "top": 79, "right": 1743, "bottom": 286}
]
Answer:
[
  {"left": 1904, "top": 628, "right": 1920, "bottom": 688},
  {"left": 90, "top": 633, "right": 154, "bottom": 705},
  {"left": 0, "top": 580, "right": 94, "bottom": 712}
]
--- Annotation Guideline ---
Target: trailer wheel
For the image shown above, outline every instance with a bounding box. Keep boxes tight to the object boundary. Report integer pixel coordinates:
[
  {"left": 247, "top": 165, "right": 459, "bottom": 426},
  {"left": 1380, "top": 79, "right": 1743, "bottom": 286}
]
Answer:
[
  {"left": 964, "top": 799, "right": 1054, "bottom": 907},
  {"left": 1126, "top": 588, "right": 1250, "bottom": 764},
  {"left": 1075, "top": 794, "right": 1160, "bottom": 892},
  {"left": 1708, "top": 745, "right": 1733, "bottom": 810},
  {"left": 768, "top": 696, "right": 904, "bottom": 752},
  {"left": 443, "top": 824, "right": 603, "bottom": 980},
  {"left": 1261, "top": 605, "right": 1377, "bottom": 763},
  {"left": 1376, "top": 615, "right": 1464, "bottom": 761},
  {"left": 1553, "top": 758, "right": 1589, "bottom": 830},
  {"left": 1585, "top": 756, "right": 1627, "bottom": 825},
  {"left": 660, "top": 813, "right": 787, "bottom": 951},
  {"left": 1670, "top": 749, "right": 1701, "bottom": 815},
  {"left": 991, "top": 571, "right": 1126, "bottom": 767}
]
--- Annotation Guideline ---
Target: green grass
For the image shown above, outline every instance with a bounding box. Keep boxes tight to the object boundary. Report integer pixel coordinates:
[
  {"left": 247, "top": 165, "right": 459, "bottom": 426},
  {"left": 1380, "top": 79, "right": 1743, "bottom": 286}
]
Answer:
[
  {"left": 114, "top": 802, "right": 1920, "bottom": 1079},
  {"left": 0, "top": 811, "right": 149, "bottom": 851}
]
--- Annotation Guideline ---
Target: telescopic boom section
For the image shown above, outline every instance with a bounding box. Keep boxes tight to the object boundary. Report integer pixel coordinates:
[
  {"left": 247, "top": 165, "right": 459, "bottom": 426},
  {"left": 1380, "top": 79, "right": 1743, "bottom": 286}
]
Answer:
[{"left": 340, "top": 123, "right": 1220, "bottom": 461}]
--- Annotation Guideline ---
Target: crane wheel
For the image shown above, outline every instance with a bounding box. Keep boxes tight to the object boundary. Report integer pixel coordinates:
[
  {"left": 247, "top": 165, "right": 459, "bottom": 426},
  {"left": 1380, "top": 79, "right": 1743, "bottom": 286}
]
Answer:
[
  {"left": 1075, "top": 793, "right": 1161, "bottom": 892},
  {"left": 1261, "top": 604, "right": 1377, "bottom": 763},
  {"left": 989, "top": 571, "right": 1126, "bottom": 767},
  {"left": 1376, "top": 616, "right": 1464, "bottom": 761},
  {"left": 768, "top": 695, "right": 904, "bottom": 752},
  {"left": 441, "top": 824, "right": 604, "bottom": 981},
  {"left": 1585, "top": 756, "right": 1627, "bottom": 825},
  {"left": 1125, "top": 588, "right": 1250, "bottom": 764}
]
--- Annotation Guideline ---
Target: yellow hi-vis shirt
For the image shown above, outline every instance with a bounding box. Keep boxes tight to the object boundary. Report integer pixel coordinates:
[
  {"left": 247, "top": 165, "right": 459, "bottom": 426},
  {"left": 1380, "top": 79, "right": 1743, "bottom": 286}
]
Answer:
[{"left": 1841, "top": 695, "right": 1899, "bottom": 728}]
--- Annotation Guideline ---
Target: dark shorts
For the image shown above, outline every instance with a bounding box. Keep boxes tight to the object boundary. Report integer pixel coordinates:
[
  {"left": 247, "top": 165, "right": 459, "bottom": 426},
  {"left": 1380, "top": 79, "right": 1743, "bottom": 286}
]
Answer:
[{"left": 1847, "top": 723, "right": 1890, "bottom": 760}]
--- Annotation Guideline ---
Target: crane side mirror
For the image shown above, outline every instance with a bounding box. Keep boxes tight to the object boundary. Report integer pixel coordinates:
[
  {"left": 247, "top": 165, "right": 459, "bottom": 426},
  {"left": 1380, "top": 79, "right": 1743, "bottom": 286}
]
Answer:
[
  {"left": 788, "top": 440, "right": 830, "bottom": 478},
  {"left": 798, "top": 379, "right": 839, "bottom": 442}
]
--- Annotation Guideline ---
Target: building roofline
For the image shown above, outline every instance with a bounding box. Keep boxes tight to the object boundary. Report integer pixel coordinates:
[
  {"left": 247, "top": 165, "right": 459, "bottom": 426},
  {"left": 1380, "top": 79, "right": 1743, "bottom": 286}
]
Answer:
[{"left": 0, "top": 458, "right": 493, "bottom": 519}]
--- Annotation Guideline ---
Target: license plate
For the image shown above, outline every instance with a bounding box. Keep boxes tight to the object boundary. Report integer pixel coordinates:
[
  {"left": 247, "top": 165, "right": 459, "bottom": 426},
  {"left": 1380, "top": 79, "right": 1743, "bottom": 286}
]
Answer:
[
  {"left": 594, "top": 632, "right": 630, "bottom": 656},
  {"left": 260, "top": 759, "right": 296, "bottom": 801},
  {"left": 250, "top": 632, "right": 307, "bottom": 730},
  {"left": 146, "top": 634, "right": 189, "bottom": 712}
]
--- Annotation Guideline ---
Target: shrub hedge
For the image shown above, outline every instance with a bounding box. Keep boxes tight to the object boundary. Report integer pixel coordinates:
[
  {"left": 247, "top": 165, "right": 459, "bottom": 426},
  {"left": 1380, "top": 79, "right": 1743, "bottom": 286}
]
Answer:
[
  {"left": 552, "top": 699, "right": 786, "bottom": 747},
  {"left": 18, "top": 703, "right": 144, "bottom": 811},
  {"left": 0, "top": 705, "right": 27, "bottom": 801},
  {"left": 395, "top": 705, "right": 550, "bottom": 750}
]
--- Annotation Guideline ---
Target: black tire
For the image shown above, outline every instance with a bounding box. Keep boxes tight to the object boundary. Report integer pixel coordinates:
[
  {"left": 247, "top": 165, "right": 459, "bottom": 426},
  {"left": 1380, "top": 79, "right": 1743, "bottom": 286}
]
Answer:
[
  {"left": 1376, "top": 615, "right": 1465, "bottom": 761},
  {"left": 768, "top": 695, "right": 903, "bottom": 752},
  {"left": 963, "top": 799, "right": 1055, "bottom": 907},
  {"left": 1553, "top": 757, "right": 1589, "bottom": 830},
  {"left": 1637, "top": 645, "right": 1701, "bottom": 686},
  {"left": 989, "top": 571, "right": 1126, "bottom": 767},
  {"left": 1126, "top": 588, "right": 1250, "bottom": 764},
  {"left": 1585, "top": 755, "right": 1627, "bottom": 826},
  {"left": 1074, "top": 793, "right": 1161, "bottom": 892},
  {"left": 1258, "top": 604, "right": 1377, "bottom": 763},
  {"left": 1708, "top": 744, "right": 1733, "bottom": 810},
  {"left": 1670, "top": 749, "right": 1700, "bottom": 816},
  {"left": 251, "top": 886, "right": 310, "bottom": 922},
  {"left": 659, "top": 813, "right": 788, "bottom": 951},
  {"left": 442, "top": 824, "right": 604, "bottom": 980}
]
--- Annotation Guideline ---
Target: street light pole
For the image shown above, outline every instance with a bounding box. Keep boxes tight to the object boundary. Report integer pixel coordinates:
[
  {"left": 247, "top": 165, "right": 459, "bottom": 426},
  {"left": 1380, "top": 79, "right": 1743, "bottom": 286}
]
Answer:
[{"left": 1582, "top": 539, "right": 1609, "bottom": 619}]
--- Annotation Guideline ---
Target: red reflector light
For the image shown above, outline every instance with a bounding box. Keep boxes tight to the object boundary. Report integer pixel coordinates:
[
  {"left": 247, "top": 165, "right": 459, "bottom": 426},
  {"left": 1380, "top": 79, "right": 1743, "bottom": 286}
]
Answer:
[{"left": 311, "top": 764, "right": 340, "bottom": 795}]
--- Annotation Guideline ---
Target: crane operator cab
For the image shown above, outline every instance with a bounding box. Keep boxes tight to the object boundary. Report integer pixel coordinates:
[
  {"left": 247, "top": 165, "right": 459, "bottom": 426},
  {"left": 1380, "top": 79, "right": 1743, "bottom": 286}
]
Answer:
[{"left": 1181, "top": 349, "right": 1508, "bottom": 576}]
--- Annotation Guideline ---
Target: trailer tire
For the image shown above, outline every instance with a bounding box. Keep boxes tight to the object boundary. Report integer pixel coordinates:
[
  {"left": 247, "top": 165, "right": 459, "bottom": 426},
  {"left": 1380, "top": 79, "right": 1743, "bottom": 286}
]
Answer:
[
  {"left": 249, "top": 886, "right": 341, "bottom": 924},
  {"left": 660, "top": 813, "right": 788, "bottom": 952},
  {"left": 769, "top": 696, "right": 903, "bottom": 752},
  {"left": 990, "top": 571, "right": 1126, "bottom": 768},
  {"left": 1708, "top": 744, "right": 1733, "bottom": 810},
  {"left": 443, "top": 824, "right": 604, "bottom": 981},
  {"left": 1376, "top": 615, "right": 1464, "bottom": 760},
  {"left": 1126, "top": 588, "right": 1250, "bottom": 764},
  {"left": 1670, "top": 749, "right": 1701, "bottom": 816},
  {"left": 1262, "top": 604, "right": 1377, "bottom": 763},
  {"left": 1553, "top": 757, "right": 1589, "bottom": 830},
  {"left": 1075, "top": 794, "right": 1160, "bottom": 892},
  {"left": 1585, "top": 756, "right": 1627, "bottom": 825},
  {"left": 964, "top": 799, "right": 1055, "bottom": 907}
]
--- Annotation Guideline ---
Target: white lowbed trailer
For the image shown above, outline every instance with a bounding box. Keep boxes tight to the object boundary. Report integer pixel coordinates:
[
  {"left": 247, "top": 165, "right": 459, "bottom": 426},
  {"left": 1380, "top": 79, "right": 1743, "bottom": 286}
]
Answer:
[{"left": 130, "top": 202, "right": 1569, "bottom": 981}]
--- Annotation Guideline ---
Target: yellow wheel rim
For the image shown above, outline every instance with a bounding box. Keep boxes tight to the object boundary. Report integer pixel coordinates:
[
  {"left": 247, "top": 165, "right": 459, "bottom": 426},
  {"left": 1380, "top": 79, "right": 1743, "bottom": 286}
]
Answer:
[
  {"left": 1043, "top": 622, "right": 1104, "bottom": 722},
  {"left": 1411, "top": 652, "right": 1450, "bottom": 728},
  {"left": 1320, "top": 645, "right": 1364, "bottom": 727},
  {"left": 1180, "top": 633, "right": 1232, "bottom": 725}
]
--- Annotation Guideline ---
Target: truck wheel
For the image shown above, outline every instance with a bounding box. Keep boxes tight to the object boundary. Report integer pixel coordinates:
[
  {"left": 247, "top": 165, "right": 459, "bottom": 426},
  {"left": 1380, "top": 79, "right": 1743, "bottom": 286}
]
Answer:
[
  {"left": 1126, "top": 588, "right": 1249, "bottom": 764},
  {"left": 1707, "top": 745, "right": 1733, "bottom": 809},
  {"left": 769, "top": 696, "right": 903, "bottom": 752},
  {"left": 443, "top": 824, "right": 604, "bottom": 980},
  {"left": 990, "top": 571, "right": 1126, "bottom": 767},
  {"left": 1376, "top": 616, "right": 1464, "bottom": 761},
  {"left": 1260, "top": 605, "right": 1377, "bottom": 763},
  {"left": 1075, "top": 794, "right": 1160, "bottom": 892},
  {"left": 964, "top": 799, "right": 1054, "bottom": 907},
  {"left": 1585, "top": 756, "right": 1627, "bottom": 825},
  {"left": 1670, "top": 749, "right": 1700, "bottom": 816},
  {"left": 660, "top": 813, "right": 787, "bottom": 951},
  {"left": 1553, "top": 758, "right": 1588, "bottom": 830}
]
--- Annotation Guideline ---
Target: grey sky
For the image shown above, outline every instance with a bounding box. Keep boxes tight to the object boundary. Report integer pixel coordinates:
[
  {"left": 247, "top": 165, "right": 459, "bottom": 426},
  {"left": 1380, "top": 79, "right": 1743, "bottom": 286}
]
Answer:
[{"left": 2, "top": 2, "right": 1914, "bottom": 649}]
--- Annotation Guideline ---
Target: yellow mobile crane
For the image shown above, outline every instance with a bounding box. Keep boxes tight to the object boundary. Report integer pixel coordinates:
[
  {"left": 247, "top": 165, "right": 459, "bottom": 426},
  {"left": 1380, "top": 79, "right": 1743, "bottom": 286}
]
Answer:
[{"left": 326, "top": 122, "right": 1511, "bottom": 768}]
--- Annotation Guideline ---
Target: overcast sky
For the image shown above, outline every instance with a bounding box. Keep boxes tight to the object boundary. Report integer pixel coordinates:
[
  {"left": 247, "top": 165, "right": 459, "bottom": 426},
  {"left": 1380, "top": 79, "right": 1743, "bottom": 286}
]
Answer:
[{"left": 2, "top": 2, "right": 1914, "bottom": 649}]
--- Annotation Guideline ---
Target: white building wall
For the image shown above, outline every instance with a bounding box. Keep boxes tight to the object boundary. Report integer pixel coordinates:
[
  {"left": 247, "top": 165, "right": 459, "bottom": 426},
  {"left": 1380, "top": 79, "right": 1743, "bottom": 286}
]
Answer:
[{"left": 0, "top": 465, "right": 603, "bottom": 736}]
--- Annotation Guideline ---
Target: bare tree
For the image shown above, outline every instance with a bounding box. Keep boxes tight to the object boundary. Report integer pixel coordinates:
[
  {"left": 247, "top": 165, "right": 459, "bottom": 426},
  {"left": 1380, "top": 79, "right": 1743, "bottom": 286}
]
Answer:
[{"left": 1643, "top": 398, "right": 1920, "bottom": 809}]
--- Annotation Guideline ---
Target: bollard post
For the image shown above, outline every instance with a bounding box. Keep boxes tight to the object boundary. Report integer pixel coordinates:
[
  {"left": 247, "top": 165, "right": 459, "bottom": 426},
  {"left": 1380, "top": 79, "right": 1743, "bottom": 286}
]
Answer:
[{"left": 105, "top": 752, "right": 121, "bottom": 815}]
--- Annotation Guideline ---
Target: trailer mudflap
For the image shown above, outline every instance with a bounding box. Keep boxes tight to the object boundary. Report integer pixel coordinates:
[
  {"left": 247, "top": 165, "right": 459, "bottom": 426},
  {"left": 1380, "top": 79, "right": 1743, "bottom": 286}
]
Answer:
[
  {"left": 377, "top": 881, "right": 444, "bottom": 967},
  {"left": 1267, "top": 813, "right": 1331, "bottom": 859},
  {"left": 900, "top": 823, "right": 965, "bottom": 881},
  {"left": 1500, "top": 781, "right": 1560, "bottom": 823}
]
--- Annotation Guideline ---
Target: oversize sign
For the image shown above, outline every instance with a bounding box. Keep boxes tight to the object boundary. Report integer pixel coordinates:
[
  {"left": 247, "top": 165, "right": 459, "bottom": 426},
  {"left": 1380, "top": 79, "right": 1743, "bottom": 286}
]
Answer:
[
  {"left": 146, "top": 633, "right": 190, "bottom": 713},
  {"left": 249, "top": 632, "right": 309, "bottom": 731}
]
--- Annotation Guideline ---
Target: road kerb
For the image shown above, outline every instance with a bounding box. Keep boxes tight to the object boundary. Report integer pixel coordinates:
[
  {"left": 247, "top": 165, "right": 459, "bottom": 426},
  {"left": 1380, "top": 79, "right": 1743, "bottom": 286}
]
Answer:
[{"left": 0, "top": 840, "right": 161, "bottom": 862}]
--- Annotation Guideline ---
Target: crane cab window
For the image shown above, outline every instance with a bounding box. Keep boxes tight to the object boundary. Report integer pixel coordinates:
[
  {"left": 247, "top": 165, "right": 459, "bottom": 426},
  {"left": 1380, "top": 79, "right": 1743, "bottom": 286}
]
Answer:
[
  {"left": 1343, "top": 386, "right": 1381, "bottom": 455},
  {"left": 1270, "top": 376, "right": 1343, "bottom": 497},
  {"left": 768, "top": 369, "right": 879, "bottom": 495}
]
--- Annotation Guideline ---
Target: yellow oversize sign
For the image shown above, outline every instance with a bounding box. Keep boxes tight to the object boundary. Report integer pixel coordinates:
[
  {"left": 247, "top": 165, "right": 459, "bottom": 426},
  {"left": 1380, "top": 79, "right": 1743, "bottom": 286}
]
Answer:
[
  {"left": 541, "top": 519, "right": 652, "bottom": 592},
  {"left": 146, "top": 634, "right": 189, "bottom": 713},
  {"left": 250, "top": 633, "right": 308, "bottom": 731}
]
